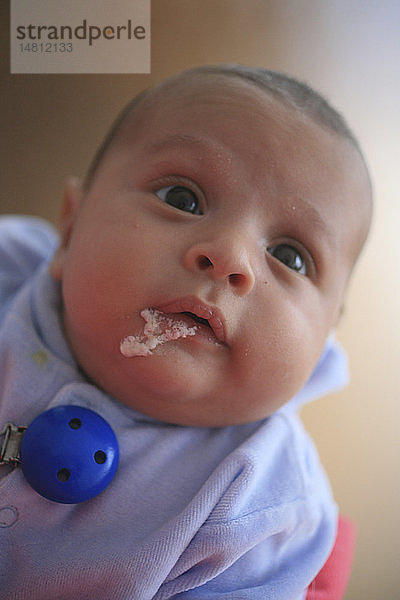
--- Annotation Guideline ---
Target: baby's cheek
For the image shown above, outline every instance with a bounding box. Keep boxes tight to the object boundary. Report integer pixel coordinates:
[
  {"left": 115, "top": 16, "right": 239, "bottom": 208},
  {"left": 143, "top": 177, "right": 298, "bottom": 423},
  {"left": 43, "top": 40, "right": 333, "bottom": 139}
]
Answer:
[{"left": 243, "top": 316, "right": 318, "bottom": 403}]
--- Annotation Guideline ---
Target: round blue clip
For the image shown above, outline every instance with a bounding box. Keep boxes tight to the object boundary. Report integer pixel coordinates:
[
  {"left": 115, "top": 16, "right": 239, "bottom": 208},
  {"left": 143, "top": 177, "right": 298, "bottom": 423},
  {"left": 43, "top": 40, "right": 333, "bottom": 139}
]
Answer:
[{"left": 20, "top": 406, "right": 119, "bottom": 504}]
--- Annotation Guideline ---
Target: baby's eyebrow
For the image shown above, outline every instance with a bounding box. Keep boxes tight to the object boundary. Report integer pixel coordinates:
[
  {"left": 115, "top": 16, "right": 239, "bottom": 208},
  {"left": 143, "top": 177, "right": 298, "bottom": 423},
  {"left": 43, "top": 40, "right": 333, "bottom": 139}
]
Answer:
[
  {"left": 145, "top": 134, "right": 224, "bottom": 158},
  {"left": 289, "top": 196, "right": 336, "bottom": 246}
]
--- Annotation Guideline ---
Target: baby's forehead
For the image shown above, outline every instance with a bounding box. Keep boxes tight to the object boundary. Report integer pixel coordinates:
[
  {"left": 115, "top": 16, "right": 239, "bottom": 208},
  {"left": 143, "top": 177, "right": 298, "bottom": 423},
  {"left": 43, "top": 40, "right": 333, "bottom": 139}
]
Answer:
[
  {"left": 126, "top": 72, "right": 291, "bottom": 128},
  {"left": 121, "top": 73, "right": 364, "bottom": 178},
  {"left": 140, "top": 73, "right": 370, "bottom": 192},
  {"left": 118, "top": 73, "right": 362, "bottom": 180},
  {"left": 117, "top": 74, "right": 323, "bottom": 168}
]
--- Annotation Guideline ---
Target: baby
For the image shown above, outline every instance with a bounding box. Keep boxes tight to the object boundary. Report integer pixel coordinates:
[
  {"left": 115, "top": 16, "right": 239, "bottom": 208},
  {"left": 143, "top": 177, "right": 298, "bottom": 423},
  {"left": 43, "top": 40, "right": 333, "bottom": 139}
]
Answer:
[{"left": 0, "top": 65, "right": 372, "bottom": 599}]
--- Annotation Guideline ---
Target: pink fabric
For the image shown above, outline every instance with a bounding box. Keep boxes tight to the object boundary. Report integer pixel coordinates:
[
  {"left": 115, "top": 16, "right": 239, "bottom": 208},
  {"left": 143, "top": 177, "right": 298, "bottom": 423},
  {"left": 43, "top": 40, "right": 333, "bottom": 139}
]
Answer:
[{"left": 306, "top": 516, "right": 356, "bottom": 600}]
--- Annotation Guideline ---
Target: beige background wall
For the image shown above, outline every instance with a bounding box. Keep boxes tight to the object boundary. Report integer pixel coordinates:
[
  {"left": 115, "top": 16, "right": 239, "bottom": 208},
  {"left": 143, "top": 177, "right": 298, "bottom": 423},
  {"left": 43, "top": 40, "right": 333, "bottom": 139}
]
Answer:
[{"left": 1, "top": 1, "right": 399, "bottom": 597}]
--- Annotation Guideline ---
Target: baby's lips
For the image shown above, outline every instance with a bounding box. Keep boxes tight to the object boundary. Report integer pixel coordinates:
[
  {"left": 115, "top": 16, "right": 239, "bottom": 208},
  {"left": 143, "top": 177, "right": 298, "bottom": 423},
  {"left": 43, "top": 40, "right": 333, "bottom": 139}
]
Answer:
[
  {"left": 120, "top": 308, "right": 198, "bottom": 358},
  {"left": 157, "top": 297, "right": 227, "bottom": 344}
]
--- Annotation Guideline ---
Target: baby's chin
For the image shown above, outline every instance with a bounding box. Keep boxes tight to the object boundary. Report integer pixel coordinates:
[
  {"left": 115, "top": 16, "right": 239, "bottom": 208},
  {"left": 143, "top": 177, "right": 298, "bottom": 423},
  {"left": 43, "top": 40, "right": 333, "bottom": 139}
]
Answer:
[
  {"left": 109, "top": 347, "right": 226, "bottom": 425},
  {"left": 108, "top": 355, "right": 279, "bottom": 428}
]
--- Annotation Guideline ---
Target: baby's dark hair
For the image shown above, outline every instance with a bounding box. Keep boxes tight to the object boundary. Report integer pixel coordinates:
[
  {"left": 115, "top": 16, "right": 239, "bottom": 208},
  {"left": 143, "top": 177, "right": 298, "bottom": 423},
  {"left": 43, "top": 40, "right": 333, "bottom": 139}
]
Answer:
[{"left": 83, "top": 63, "right": 365, "bottom": 191}]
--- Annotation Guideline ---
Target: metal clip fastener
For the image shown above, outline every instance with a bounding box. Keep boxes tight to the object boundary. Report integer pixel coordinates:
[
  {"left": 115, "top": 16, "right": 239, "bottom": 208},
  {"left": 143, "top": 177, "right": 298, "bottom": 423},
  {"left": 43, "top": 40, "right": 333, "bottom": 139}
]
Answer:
[{"left": 0, "top": 424, "right": 27, "bottom": 466}]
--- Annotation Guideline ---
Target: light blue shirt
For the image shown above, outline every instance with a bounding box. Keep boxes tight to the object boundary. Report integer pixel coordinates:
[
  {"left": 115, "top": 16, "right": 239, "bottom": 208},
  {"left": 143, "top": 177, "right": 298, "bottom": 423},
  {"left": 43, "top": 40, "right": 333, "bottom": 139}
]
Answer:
[{"left": 0, "top": 217, "right": 348, "bottom": 599}]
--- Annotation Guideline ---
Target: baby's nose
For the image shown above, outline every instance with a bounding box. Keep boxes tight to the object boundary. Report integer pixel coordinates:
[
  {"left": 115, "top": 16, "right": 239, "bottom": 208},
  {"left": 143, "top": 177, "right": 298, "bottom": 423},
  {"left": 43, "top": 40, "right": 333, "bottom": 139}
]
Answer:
[{"left": 184, "top": 236, "right": 256, "bottom": 295}]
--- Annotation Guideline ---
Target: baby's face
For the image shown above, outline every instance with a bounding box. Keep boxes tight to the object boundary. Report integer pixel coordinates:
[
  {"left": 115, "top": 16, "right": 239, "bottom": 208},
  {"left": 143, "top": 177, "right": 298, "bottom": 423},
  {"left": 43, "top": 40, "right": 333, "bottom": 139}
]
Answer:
[{"left": 51, "top": 76, "right": 371, "bottom": 426}]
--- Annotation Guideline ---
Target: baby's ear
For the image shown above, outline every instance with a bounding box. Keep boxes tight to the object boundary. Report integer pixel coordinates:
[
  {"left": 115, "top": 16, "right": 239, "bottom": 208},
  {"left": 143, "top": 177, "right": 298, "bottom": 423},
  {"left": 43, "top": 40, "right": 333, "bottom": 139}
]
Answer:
[{"left": 49, "top": 177, "right": 83, "bottom": 281}]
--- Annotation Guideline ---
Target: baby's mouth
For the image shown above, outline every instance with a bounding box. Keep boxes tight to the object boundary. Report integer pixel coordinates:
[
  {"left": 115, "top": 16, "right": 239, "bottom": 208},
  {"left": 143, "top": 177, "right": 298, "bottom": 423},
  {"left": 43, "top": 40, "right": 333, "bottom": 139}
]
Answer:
[
  {"left": 159, "top": 298, "right": 226, "bottom": 344},
  {"left": 181, "top": 312, "right": 212, "bottom": 329},
  {"left": 120, "top": 309, "right": 198, "bottom": 357},
  {"left": 120, "top": 302, "right": 226, "bottom": 358},
  {"left": 176, "top": 311, "right": 219, "bottom": 343}
]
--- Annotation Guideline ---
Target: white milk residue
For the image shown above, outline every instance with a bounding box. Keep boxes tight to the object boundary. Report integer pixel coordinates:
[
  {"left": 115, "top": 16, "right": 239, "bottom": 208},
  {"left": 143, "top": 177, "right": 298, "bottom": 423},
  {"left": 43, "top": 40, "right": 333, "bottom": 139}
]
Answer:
[{"left": 120, "top": 308, "right": 198, "bottom": 357}]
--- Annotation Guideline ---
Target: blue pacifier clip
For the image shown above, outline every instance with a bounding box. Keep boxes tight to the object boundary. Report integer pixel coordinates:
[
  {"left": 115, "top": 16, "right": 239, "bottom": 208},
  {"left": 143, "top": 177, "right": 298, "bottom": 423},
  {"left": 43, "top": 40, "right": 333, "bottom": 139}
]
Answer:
[{"left": 0, "top": 406, "right": 119, "bottom": 504}]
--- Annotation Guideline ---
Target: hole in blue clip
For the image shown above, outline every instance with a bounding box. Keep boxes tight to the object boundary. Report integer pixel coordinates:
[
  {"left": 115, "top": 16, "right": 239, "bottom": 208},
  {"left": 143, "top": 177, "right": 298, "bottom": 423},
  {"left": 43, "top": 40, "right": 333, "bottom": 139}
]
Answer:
[
  {"left": 94, "top": 450, "right": 107, "bottom": 464},
  {"left": 69, "top": 418, "right": 82, "bottom": 429},
  {"left": 57, "top": 468, "right": 71, "bottom": 482}
]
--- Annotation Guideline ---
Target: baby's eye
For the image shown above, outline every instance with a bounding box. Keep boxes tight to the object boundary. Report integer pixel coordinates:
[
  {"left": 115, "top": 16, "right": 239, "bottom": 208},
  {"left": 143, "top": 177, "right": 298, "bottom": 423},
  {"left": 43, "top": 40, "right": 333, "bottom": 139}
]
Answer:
[
  {"left": 155, "top": 185, "right": 202, "bottom": 215},
  {"left": 267, "top": 243, "right": 306, "bottom": 275}
]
